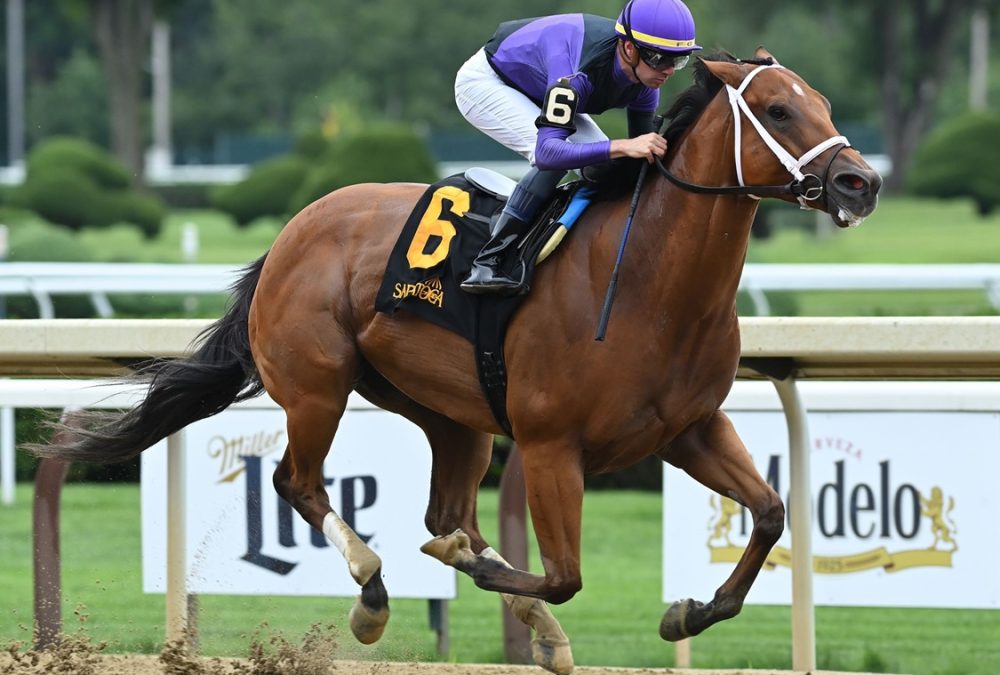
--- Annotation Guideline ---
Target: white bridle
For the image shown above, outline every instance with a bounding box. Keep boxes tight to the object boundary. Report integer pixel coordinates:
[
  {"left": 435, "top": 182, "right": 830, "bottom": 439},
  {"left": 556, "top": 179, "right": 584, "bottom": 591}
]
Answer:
[{"left": 726, "top": 63, "right": 850, "bottom": 207}]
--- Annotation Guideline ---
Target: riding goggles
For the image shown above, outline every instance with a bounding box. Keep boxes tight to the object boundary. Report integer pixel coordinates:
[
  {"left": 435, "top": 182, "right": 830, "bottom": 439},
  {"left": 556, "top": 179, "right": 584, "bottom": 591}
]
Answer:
[{"left": 637, "top": 45, "right": 690, "bottom": 71}]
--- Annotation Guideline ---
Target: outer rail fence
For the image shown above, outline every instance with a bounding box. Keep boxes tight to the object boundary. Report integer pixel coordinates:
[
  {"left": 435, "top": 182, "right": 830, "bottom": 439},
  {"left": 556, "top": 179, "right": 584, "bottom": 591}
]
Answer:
[
  {"left": 738, "top": 263, "right": 1000, "bottom": 315},
  {"left": 0, "top": 263, "right": 241, "bottom": 319},
  {"left": 2, "top": 262, "right": 1000, "bottom": 318},
  {"left": 1, "top": 317, "right": 999, "bottom": 672}
]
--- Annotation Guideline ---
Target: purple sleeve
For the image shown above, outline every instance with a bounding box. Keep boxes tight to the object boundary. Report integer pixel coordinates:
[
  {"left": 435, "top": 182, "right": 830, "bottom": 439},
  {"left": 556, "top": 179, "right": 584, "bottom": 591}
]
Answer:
[
  {"left": 532, "top": 72, "right": 610, "bottom": 171},
  {"left": 534, "top": 127, "right": 611, "bottom": 171}
]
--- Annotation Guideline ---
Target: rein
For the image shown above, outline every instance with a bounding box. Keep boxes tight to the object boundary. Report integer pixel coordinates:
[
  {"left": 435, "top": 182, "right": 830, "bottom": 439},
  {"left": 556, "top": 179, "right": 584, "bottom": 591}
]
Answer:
[{"left": 654, "top": 63, "right": 850, "bottom": 207}]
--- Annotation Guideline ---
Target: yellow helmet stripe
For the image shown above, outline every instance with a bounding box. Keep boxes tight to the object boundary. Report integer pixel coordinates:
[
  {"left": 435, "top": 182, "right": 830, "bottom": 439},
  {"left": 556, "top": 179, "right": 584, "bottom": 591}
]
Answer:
[{"left": 615, "top": 22, "right": 697, "bottom": 48}]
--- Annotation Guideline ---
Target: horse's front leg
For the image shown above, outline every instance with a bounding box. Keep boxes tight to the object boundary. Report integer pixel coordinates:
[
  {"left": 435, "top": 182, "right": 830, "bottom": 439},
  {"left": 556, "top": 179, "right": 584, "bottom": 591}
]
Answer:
[{"left": 657, "top": 411, "right": 784, "bottom": 640}]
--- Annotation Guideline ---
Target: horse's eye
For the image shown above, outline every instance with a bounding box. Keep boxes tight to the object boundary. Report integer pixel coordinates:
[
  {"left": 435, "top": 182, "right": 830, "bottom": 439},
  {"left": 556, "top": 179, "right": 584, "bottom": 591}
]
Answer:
[{"left": 768, "top": 105, "right": 788, "bottom": 121}]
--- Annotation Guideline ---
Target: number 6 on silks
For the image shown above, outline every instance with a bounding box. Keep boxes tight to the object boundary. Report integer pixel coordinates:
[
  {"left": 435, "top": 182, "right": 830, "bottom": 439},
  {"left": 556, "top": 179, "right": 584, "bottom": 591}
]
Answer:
[{"left": 538, "top": 78, "right": 578, "bottom": 130}]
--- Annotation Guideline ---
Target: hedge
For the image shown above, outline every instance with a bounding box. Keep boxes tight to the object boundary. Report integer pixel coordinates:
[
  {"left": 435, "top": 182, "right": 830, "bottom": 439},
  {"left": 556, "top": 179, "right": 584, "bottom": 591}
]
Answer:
[
  {"left": 211, "top": 155, "right": 310, "bottom": 225},
  {"left": 289, "top": 125, "right": 438, "bottom": 213},
  {"left": 908, "top": 112, "right": 1000, "bottom": 216},
  {"left": 13, "top": 137, "right": 167, "bottom": 236}
]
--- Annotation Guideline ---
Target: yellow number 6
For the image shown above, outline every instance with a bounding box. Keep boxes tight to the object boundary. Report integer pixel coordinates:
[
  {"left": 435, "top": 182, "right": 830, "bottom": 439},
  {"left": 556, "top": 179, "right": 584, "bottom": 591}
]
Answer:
[{"left": 406, "top": 186, "right": 469, "bottom": 269}]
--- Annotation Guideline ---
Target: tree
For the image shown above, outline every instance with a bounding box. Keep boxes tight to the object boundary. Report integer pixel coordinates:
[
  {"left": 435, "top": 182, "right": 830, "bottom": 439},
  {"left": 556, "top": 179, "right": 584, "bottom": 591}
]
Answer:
[
  {"left": 89, "top": 0, "right": 155, "bottom": 183},
  {"left": 871, "top": 0, "right": 981, "bottom": 191},
  {"left": 676, "top": 1, "right": 988, "bottom": 192}
]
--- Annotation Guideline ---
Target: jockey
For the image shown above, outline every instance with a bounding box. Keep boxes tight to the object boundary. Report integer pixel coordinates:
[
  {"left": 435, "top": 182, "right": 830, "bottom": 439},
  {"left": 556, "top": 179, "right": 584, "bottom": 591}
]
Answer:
[{"left": 455, "top": 0, "right": 700, "bottom": 295}]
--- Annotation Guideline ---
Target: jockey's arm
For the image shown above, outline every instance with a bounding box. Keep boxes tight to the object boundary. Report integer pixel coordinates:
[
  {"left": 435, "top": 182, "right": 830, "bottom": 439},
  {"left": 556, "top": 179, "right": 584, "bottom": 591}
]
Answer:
[{"left": 532, "top": 76, "right": 665, "bottom": 171}]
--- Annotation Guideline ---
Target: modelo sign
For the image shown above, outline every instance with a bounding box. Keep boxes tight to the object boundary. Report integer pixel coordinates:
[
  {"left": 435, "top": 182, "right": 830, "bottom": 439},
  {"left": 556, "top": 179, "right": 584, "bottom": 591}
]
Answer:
[
  {"left": 663, "top": 383, "right": 1000, "bottom": 609},
  {"left": 141, "top": 395, "right": 455, "bottom": 599}
]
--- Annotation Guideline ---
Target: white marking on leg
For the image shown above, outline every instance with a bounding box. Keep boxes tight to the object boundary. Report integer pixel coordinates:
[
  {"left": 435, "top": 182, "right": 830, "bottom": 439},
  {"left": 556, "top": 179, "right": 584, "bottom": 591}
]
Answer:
[
  {"left": 479, "top": 546, "right": 573, "bottom": 674},
  {"left": 323, "top": 511, "right": 382, "bottom": 585},
  {"left": 322, "top": 511, "right": 351, "bottom": 557},
  {"left": 481, "top": 547, "right": 505, "bottom": 565}
]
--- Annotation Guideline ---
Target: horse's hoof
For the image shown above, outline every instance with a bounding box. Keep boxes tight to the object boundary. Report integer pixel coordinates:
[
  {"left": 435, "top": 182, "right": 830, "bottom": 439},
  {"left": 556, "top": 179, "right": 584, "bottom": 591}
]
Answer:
[
  {"left": 420, "top": 529, "right": 472, "bottom": 566},
  {"left": 349, "top": 596, "right": 390, "bottom": 645},
  {"left": 532, "top": 635, "right": 574, "bottom": 675},
  {"left": 659, "top": 598, "right": 698, "bottom": 641}
]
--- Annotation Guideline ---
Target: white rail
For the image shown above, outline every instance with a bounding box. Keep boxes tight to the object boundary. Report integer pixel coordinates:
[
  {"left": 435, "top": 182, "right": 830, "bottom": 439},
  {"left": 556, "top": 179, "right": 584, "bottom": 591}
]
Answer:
[
  {"left": 0, "top": 263, "right": 242, "bottom": 318},
  {"left": 739, "top": 262, "right": 1000, "bottom": 315},
  {"left": 2, "top": 262, "right": 999, "bottom": 318}
]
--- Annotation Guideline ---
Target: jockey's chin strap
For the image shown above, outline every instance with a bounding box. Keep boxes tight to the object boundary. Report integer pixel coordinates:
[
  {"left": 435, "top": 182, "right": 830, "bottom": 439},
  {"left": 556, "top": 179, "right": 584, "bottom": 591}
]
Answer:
[{"left": 656, "top": 63, "right": 850, "bottom": 208}]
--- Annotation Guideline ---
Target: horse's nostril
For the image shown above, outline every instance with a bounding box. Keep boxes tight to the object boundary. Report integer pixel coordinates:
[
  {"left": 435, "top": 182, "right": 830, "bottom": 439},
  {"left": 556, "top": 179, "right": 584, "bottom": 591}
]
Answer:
[{"left": 836, "top": 173, "right": 867, "bottom": 192}]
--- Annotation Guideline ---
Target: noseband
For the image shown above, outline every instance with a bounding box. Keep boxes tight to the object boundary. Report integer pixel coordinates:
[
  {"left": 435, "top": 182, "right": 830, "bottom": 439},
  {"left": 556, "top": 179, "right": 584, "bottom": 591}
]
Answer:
[{"left": 655, "top": 63, "right": 850, "bottom": 207}]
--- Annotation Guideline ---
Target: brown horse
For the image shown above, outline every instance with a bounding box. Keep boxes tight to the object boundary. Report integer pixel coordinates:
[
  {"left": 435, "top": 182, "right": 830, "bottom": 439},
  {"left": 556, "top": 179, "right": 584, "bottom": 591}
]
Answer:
[{"left": 36, "top": 49, "right": 880, "bottom": 674}]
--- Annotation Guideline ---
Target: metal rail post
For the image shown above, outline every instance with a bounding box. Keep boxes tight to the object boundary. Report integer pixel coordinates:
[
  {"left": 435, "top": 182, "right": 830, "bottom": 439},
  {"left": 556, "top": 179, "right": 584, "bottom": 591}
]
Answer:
[
  {"left": 166, "top": 431, "right": 188, "bottom": 642},
  {"left": 498, "top": 443, "right": 531, "bottom": 663},
  {"left": 770, "top": 376, "right": 816, "bottom": 672},
  {"left": 33, "top": 455, "right": 69, "bottom": 649}
]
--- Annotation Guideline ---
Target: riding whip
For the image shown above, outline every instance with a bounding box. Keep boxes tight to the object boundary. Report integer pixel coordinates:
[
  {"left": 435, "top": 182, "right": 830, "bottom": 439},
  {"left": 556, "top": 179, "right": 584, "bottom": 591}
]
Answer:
[{"left": 594, "top": 159, "right": 651, "bottom": 341}]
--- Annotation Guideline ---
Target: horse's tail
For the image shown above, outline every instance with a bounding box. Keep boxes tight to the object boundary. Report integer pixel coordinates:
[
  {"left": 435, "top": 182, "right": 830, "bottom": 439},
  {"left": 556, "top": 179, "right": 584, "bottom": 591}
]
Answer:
[{"left": 30, "top": 254, "right": 269, "bottom": 464}]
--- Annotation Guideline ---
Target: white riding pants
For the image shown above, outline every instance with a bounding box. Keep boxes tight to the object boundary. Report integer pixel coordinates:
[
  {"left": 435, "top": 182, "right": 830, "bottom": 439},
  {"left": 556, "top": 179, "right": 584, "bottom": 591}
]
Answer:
[{"left": 454, "top": 49, "right": 608, "bottom": 167}]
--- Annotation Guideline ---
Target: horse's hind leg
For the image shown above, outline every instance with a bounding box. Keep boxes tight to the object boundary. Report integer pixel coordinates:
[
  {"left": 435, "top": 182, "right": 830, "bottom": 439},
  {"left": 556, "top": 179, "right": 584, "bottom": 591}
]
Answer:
[
  {"left": 356, "top": 370, "right": 572, "bottom": 675},
  {"left": 419, "top": 427, "right": 572, "bottom": 675},
  {"left": 657, "top": 411, "right": 784, "bottom": 640},
  {"left": 421, "top": 438, "right": 584, "bottom": 675},
  {"left": 265, "top": 357, "right": 390, "bottom": 645}
]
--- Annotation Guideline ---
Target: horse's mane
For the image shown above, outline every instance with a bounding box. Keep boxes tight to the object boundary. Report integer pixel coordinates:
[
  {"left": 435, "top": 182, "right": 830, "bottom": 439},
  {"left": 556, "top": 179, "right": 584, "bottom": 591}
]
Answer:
[{"left": 586, "top": 51, "right": 774, "bottom": 199}]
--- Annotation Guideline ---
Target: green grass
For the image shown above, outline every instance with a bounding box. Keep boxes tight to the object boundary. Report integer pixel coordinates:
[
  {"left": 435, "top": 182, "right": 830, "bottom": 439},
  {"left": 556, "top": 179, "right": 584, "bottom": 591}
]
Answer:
[
  {"left": 743, "top": 197, "right": 1000, "bottom": 316},
  {"left": 1, "top": 484, "right": 997, "bottom": 673},
  {"left": 750, "top": 197, "right": 1000, "bottom": 264}
]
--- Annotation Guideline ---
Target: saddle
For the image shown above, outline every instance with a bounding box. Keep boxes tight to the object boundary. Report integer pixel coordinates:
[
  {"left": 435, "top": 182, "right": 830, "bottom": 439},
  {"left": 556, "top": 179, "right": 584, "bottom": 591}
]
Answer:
[{"left": 375, "top": 170, "right": 593, "bottom": 437}]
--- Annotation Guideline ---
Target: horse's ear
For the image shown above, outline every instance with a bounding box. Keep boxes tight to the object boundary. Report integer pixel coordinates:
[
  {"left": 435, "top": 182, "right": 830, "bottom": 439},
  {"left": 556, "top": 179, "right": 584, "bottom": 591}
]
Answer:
[
  {"left": 700, "top": 58, "right": 750, "bottom": 88},
  {"left": 754, "top": 46, "right": 779, "bottom": 65}
]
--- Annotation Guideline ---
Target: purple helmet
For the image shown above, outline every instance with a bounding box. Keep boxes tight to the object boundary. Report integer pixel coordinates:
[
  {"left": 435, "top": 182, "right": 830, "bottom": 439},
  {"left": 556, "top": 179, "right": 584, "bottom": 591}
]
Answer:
[{"left": 615, "top": 0, "right": 701, "bottom": 53}]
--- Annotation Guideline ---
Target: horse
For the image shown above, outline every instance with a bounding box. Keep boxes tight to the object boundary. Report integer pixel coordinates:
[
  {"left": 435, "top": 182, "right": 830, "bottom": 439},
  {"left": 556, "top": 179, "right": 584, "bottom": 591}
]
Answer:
[{"left": 34, "top": 48, "right": 880, "bottom": 675}]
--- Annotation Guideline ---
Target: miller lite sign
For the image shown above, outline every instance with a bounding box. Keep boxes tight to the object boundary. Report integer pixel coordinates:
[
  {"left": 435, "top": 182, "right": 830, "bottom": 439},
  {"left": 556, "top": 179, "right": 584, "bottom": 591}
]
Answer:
[
  {"left": 141, "top": 395, "right": 456, "bottom": 599},
  {"left": 663, "top": 384, "right": 1000, "bottom": 609}
]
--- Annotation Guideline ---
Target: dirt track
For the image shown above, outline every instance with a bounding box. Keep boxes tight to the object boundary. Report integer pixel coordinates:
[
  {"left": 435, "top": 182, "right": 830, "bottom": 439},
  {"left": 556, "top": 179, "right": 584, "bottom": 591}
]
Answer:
[{"left": 0, "top": 653, "right": 883, "bottom": 675}]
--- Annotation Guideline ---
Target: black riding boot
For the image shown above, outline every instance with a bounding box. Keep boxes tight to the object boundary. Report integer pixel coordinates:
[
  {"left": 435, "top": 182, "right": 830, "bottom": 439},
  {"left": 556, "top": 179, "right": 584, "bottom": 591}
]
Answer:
[
  {"left": 460, "top": 210, "right": 530, "bottom": 295},
  {"left": 461, "top": 167, "right": 565, "bottom": 295}
]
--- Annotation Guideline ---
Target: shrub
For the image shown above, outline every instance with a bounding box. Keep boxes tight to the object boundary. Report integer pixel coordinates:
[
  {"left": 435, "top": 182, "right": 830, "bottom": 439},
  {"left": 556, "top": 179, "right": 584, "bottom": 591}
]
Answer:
[
  {"left": 293, "top": 130, "right": 331, "bottom": 160},
  {"left": 288, "top": 161, "right": 349, "bottom": 213},
  {"left": 149, "top": 183, "right": 214, "bottom": 209},
  {"left": 907, "top": 112, "right": 1000, "bottom": 216},
  {"left": 111, "top": 191, "right": 168, "bottom": 238},
  {"left": 212, "top": 125, "right": 439, "bottom": 223},
  {"left": 27, "top": 136, "right": 130, "bottom": 189},
  {"left": 14, "top": 137, "right": 167, "bottom": 236},
  {"left": 7, "top": 218, "right": 94, "bottom": 262},
  {"left": 11, "top": 169, "right": 108, "bottom": 230},
  {"left": 211, "top": 155, "right": 310, "bottom": 225},
  {"left": 289, "top": 125, "right": 439, "bottom": 212}
]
